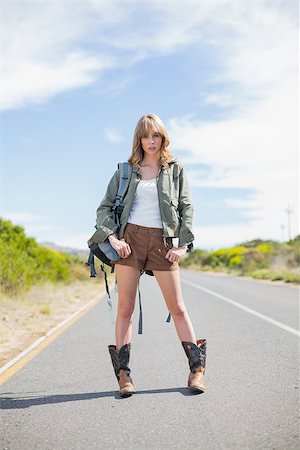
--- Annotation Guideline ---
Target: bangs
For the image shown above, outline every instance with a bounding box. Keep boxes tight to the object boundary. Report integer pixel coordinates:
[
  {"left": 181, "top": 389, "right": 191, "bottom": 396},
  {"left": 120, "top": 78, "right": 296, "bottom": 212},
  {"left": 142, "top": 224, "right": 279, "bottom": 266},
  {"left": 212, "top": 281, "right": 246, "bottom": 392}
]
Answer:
[{"left": 138, "top": 117, "right": 162, "bottom": 138}]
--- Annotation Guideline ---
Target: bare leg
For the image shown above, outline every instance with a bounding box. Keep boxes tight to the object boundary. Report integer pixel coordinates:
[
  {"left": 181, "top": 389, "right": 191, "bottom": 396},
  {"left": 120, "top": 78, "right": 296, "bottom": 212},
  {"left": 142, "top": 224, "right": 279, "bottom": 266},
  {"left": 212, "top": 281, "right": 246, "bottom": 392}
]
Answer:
[
  {"left": 114, "top": 264, "right": 140, "bottom": 350},
  {"left": 153, "top": 270, "right": 197, "bottom": 344}
]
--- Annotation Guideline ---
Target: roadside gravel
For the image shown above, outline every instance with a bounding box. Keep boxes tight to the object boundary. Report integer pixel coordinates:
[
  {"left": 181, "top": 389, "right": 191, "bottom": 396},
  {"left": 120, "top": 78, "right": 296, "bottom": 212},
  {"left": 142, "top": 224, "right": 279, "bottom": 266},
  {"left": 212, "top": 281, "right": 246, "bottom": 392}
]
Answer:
[{"left": 0, "top": 279, "right": 104, "bottom": 368}]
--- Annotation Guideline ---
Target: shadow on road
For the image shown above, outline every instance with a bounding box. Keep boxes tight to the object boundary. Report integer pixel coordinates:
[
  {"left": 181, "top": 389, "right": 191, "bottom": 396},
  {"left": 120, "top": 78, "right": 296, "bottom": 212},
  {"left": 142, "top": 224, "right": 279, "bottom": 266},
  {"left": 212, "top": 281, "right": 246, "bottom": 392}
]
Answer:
[{"left": 1, "top": 387, "right": 202, "bottom": 409}]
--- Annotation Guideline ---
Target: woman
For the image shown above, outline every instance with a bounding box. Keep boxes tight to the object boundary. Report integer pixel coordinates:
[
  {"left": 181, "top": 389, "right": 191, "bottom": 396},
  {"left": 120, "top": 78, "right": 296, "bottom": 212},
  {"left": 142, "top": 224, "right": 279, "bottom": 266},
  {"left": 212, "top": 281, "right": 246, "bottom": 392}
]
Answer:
[{"left": 93, "top": 114, "right": 206, "bottom": 397}]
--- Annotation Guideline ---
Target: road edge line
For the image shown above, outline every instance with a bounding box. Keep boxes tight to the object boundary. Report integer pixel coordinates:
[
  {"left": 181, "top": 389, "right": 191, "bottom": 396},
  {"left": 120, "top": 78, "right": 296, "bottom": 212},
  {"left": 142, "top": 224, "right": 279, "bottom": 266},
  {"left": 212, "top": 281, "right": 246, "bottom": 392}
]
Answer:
[
  {"left": 182, "top": 278, "right": 300, "bottom": 337},
  {"left": 0, "top": 295, "right": 101, "bottom": 385}
]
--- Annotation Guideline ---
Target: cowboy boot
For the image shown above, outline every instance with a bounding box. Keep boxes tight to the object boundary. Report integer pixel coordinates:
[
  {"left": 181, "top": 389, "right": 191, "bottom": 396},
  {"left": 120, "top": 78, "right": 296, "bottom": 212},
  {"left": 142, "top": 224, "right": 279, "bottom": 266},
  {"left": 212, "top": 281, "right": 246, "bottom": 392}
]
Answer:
[
  {"left": 182, "top": 339, "right": 206, "bottom": 393},
  {"left": 108, "top": 343, "right": 135, "bottom": 398}
]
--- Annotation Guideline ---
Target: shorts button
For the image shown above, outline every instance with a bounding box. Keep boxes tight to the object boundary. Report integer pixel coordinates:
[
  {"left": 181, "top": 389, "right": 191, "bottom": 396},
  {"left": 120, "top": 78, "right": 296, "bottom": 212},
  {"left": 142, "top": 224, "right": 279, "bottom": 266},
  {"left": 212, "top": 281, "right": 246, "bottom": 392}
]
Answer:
[{"left": 150, "top": 229, "right": 153, "bottom": 233}]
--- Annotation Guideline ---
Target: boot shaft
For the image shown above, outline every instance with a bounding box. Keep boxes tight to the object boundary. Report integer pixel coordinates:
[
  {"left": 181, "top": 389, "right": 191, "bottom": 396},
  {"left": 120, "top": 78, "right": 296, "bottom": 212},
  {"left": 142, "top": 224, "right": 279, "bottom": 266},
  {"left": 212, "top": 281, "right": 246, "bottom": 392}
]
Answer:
[
  {"left": 118, "top": 343, "right": 131, "bottom": 373},
  {"left": 108, "top": 345, "right": 120, "bottom": 380},
  {"left": 182, "top": 339, "right": 206, "bottom": 373},
  {"left": 108, "top": 343, "right": 131, "bottom": 380}
]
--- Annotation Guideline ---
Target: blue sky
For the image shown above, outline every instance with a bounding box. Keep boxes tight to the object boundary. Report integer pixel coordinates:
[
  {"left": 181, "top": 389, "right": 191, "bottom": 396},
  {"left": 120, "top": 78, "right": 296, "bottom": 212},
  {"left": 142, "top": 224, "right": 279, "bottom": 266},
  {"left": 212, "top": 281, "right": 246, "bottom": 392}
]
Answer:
[{"left": 0, "top": 0, "right": 298, "bottom": 250}]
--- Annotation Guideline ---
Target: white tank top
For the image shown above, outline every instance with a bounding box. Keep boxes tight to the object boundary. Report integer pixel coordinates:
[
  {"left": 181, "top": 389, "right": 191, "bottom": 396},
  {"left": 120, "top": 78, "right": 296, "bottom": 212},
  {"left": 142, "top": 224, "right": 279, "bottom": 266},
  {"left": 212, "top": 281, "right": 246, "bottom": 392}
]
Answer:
[{"left": 127, "top": 178, "right": 162, "bottom": 228}]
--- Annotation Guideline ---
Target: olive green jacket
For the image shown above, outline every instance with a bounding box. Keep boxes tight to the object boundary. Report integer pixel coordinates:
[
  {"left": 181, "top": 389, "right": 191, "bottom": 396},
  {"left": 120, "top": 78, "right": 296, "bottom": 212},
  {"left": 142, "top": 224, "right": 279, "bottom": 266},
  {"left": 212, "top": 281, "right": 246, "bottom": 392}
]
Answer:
[{"left": 88, "top": 160, "right": 195, "bottom": 250}]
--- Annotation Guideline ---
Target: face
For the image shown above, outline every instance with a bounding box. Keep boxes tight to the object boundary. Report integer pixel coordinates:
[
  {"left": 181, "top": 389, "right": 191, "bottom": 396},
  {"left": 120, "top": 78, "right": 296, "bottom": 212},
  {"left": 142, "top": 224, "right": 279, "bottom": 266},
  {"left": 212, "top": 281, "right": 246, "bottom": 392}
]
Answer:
[{"left": 141, "top": 129, "right": 163, "bottom": 156}]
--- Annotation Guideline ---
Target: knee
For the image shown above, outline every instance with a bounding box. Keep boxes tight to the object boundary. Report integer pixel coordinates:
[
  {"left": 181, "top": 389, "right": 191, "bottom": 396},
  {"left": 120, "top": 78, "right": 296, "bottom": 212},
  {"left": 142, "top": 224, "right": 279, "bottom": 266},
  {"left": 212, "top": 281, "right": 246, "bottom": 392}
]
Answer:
[
  {"left": 170, "top": 303, "right": 186, "bottom": 318},
  {"left": 117, "top": 300, "right": 135, "bottom": 319}
]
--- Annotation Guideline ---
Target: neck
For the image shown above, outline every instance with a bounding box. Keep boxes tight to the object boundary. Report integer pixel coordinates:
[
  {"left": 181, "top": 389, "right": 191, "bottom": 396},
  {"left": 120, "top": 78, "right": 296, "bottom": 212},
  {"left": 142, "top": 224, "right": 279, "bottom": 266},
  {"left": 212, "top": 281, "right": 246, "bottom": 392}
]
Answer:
[{"left": 141, "top": 154, "right": 161, "bottom": 167}]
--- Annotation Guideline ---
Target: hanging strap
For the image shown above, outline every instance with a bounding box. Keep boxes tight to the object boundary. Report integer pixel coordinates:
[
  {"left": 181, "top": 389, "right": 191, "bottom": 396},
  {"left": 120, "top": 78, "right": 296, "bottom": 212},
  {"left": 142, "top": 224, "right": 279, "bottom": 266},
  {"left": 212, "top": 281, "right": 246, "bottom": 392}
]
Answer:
[
  {"left": 86, "top": 251, "right": 97, "bottom": 277},
  {"left": 100, "top": 263, "right": 114, "bottom": 324},
  {"left": 137, "top": 277, "right": 143, "bottom": 335},
  {"left": 86, "top": 253, "right": 114, "bottom": 323}
]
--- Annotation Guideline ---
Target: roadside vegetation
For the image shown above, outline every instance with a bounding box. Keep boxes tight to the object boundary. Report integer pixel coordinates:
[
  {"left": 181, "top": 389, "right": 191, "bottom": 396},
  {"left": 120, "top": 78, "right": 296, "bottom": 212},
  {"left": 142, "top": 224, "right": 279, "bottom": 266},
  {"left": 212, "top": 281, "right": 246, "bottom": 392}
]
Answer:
[
  {"left": 180, "top": 236, "right": 300, "bottom": 284},
  {"left": 0, "top": 218, "right": 108, "bottom": 368},
  {"left": 0, "top": 218, "right": 93, "bottom": 297}
]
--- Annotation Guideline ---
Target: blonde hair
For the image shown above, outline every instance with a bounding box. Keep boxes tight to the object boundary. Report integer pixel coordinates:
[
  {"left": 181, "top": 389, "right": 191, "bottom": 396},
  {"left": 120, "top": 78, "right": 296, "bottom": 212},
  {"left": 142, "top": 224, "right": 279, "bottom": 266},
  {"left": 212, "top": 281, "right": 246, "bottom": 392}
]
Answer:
[{"left": 128, "top": 114, "right": 175, "bottom": 168}]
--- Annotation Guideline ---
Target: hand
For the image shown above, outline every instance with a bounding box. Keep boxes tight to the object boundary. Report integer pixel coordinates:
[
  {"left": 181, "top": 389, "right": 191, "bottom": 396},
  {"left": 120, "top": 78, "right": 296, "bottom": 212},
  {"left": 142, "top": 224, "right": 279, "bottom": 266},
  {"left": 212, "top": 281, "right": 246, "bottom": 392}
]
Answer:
[
  {"left": 165, "top": 246, "right": 187, "bottom": 263},
  {"left": 108, "top": 235, "right": 131, "bottom": 259}
]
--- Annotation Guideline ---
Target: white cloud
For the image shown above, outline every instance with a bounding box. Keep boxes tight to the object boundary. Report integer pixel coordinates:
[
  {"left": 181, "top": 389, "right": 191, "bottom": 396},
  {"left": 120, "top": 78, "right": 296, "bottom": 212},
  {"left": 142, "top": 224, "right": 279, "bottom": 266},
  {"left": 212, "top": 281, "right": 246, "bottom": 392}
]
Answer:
[
  {"left": 1, "top": 51, "right": 114, "bottom": 110},
  {"left": 2, "top": 1, "right": 296, "bottom": 111},
  {"left": 1, "top": 0, "right": 298, "bottom": 248},
  {"left": 104, "top": 128, "right": 124, "bottom": 143},
  {"left": 0, "top": 1, "right": 123, "bottom": 110},
  {"left": 165, "top": 1, "right": 298, "bottom": 245}
]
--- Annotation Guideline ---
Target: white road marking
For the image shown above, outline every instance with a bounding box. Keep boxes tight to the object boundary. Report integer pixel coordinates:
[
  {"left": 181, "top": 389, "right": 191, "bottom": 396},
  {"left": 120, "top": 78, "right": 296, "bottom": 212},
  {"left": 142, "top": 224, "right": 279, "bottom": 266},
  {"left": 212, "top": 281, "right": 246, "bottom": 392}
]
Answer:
[
  {"left": 0, "top": 297, "right": 100, "bottom": 376},
  {"left": 182, "top": 278, "right": 300, "bottom": 337}
]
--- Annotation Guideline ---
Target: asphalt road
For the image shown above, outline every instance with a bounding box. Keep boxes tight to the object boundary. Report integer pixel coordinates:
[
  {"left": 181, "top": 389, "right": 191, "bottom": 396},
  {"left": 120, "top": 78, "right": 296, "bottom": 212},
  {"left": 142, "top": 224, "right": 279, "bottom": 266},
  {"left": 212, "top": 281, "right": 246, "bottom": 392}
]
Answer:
[{"left": 1, "top": 270, "right": 299, "bottom": 450}]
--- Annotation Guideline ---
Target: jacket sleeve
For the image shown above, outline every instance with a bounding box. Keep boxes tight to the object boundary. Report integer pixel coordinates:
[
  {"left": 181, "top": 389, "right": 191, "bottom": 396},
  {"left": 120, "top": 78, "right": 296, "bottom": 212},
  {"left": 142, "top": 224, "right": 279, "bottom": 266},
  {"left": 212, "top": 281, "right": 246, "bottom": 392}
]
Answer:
[
  {"left": 88, "top": 169, "right": 120, "bottom": 244},
  {"left": 177, "top": 165, "right": 195, "bottom": 251}
]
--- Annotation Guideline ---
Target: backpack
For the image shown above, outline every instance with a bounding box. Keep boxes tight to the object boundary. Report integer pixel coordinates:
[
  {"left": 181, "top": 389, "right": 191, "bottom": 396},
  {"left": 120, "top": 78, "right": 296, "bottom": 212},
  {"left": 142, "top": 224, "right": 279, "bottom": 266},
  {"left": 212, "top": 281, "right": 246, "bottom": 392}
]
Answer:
[
  {"left": 87, "top": 162, "right": 132, "bottom": 271},
  {"left": 86, "top": 162, "right": 171, "bottom": 334}
]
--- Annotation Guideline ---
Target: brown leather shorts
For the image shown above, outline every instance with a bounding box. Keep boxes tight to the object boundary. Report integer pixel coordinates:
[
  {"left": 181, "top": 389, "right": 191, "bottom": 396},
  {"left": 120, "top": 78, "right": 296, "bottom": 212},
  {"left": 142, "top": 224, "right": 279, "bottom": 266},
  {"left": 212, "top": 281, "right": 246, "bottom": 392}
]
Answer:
[{"left": 114, "top": 223, "right": 179, "bottom": 273}]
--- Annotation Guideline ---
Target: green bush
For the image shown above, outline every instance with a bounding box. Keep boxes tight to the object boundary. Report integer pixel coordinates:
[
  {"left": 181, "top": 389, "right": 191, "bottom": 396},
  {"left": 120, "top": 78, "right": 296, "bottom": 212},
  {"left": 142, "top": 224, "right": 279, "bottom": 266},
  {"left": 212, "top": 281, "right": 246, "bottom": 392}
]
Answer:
[
  {"left": 202, "top": 246, "right": 247, "bottom": 269},
  {"left": 180, "top": 236, "right": 300, "bottom": 284},
  {"left": 251, "top": 268, "right": 300, "bottom": 283},
  {"left": 0, "top": 218, "right": 84, "bottom": 296},
  {"left": 180, "top": 249, "right": 208, "bottom": 268}
]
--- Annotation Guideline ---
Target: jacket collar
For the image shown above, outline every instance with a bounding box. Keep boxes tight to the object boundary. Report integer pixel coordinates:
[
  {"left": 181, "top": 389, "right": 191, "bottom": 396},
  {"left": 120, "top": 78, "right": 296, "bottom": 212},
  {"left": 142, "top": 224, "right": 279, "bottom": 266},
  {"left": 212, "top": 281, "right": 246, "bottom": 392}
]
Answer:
[{"left": 131, "top": 159, "right": 176, "bottom": 174}]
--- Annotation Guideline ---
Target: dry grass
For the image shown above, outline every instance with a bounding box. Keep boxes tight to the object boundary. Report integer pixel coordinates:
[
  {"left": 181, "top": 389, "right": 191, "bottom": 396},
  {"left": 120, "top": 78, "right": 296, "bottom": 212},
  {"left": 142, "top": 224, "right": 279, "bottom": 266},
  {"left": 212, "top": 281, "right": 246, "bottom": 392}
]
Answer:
[{"left": 0, "top": 278, "right": 106, "bottom": 368}]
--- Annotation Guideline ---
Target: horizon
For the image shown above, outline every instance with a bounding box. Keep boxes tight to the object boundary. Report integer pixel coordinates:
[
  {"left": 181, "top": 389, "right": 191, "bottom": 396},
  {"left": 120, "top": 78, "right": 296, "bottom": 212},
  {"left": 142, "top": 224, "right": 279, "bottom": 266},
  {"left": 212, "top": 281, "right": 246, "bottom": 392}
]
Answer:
[{"left": 1, "top": 215, "right": 298, "bottom": 255}]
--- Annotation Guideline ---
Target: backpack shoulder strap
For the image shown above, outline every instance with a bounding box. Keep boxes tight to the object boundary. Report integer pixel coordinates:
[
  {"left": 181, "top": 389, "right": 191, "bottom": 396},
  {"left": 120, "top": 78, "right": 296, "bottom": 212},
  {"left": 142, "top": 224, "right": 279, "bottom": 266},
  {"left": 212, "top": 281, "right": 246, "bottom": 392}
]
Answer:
[
  {"left": 112, "top": 162, "right": 132, "bottom": 214},
  {"left": 115, "top": 162, "right": 132, "bottom": 206},
  {"left": 117, "top": 162, "right": 132, "bottom": 198}
]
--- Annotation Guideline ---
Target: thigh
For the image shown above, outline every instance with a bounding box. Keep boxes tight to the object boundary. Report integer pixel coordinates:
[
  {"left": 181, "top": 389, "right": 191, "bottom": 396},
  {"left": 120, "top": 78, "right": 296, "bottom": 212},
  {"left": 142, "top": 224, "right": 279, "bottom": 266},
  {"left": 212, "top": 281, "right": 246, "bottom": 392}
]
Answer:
[
  {"left": 153, "top": 270, "right": 185, "bottom": 313},
  {"left": 115, "top": 264, "right": 141, "bottom": 306}
]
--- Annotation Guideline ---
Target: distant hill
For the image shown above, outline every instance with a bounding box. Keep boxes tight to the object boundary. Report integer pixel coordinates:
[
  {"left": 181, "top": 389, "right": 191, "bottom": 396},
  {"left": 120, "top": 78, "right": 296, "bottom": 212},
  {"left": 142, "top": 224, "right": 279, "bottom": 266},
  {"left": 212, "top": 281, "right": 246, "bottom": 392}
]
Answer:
[{"left": 39, "top": 242, "right": 89, "bottom": 259}]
